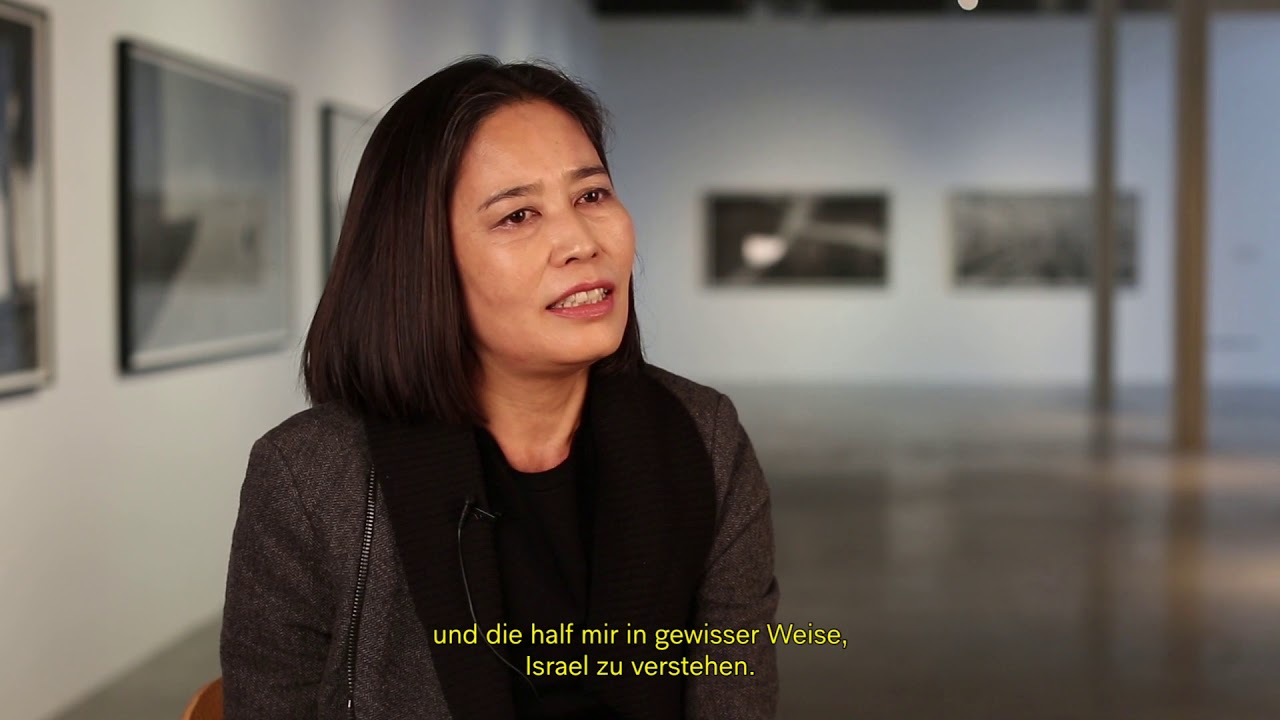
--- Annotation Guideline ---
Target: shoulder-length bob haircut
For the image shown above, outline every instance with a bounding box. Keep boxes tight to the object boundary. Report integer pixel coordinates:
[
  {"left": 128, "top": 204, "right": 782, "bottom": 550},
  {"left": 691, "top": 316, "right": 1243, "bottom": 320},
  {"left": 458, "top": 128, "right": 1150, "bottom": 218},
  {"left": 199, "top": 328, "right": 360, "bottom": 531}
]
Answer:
[{"left": 303, "top": 56, "right": 644, "bottom": 425}]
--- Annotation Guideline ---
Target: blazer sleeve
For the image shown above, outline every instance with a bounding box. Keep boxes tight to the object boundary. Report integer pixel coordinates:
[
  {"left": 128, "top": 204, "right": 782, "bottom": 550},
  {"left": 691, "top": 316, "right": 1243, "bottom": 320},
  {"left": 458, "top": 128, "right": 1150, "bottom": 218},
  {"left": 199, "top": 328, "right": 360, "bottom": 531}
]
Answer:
[
  {"left": 221, "top": 436, "right": 333, "bottom": 719},
  {"left": 686, "top": 393, "right": 781, "bottom": 719}
]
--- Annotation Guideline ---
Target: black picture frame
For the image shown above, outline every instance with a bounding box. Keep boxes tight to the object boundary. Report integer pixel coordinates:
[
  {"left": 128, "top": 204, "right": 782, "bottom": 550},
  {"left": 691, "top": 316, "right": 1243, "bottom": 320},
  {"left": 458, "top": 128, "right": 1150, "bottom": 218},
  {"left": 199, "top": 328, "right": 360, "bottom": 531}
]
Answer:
[
  {"left": 0, "top": 1, "right": 49, "bottom": 398},
  {"left": 706, "top": 192, "right": 890, "bottom": 287},
  {"left": 117, "top": 40, "right": 293, "bottom": 373},
  {"left": 950, "top": 190, "right": 1140, "bottom": 288}
]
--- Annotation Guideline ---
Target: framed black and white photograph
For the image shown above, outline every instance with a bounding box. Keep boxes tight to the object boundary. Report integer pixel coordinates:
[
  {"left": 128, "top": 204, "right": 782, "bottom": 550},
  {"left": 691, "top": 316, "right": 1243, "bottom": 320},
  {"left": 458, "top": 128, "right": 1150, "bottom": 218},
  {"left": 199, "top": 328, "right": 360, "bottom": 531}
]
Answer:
[
  {"left": 0, "top": 3, "right": 48, "bottom": 397},
  {"left": 951, "top": 191, "right": 1139, "bottom": 287},
  {"left": 321, "top": 103, "right": 375, "bottom": 275},
  {"left": 118, "top": 40, "right": 292, "bottom": 372},
  {"left": 708, "top": 193, "right": 889, "bottom": 286}
]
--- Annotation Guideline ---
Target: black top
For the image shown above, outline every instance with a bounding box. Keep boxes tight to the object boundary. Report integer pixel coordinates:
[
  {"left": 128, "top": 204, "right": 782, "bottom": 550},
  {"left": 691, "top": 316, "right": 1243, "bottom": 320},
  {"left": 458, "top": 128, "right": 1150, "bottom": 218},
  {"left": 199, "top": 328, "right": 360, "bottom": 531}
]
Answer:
[{"left": 475, "top": 418, "right": 609, "bottom": 719}]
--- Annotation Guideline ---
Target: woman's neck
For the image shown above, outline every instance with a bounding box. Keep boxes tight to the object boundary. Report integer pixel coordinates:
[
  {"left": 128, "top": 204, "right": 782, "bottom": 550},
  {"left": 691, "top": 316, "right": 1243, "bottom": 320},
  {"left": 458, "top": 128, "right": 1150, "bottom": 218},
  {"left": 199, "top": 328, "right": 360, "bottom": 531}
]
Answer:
[{"left": 476, "top": 364, "right": 588, "bottom": 473}]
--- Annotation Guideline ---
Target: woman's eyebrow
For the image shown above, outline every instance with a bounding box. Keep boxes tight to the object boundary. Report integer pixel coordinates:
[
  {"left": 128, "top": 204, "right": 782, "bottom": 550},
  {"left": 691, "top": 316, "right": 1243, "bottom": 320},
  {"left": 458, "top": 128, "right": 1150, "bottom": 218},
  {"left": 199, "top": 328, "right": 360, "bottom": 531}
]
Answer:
[
  {"left": 479, "top": 182, "right": 539, "bottom": 213},
  {"left": 477, "top": 166, "right": 610, "bottom": 213},
  {"left": 568, "top": 165, "right": 608, "bottom": 182}
]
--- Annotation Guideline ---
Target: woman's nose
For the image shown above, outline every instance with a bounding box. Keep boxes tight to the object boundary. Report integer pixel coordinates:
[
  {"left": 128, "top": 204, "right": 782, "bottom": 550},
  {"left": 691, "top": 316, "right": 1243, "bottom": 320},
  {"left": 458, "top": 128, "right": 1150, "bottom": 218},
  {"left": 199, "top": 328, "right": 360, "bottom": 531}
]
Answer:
[{"left": 553, "top": 214, "right": 601, "bottom": 266}]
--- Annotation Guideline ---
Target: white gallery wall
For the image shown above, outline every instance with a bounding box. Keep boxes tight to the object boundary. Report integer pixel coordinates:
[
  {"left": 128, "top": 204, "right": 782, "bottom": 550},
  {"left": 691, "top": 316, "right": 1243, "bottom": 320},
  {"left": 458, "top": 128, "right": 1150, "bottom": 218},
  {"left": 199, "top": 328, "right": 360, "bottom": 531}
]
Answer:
[
  {"left": 599, "top": 14, "right": 1280, "bottom": 387},
  {"left": 1206, "top": 15, "right": 1280, "bottom": 386},
  {"left": 0, "top": 1, "right": 597, "bottom": 719}
]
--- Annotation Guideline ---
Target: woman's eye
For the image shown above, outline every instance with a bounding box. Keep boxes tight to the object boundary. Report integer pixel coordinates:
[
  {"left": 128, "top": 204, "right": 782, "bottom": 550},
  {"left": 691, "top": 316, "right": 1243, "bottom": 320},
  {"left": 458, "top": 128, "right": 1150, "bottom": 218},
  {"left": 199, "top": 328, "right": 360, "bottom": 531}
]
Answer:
[
  {"left": 504, "top": 209, "right": 529, "bottom": 225},
  {"left": 580, "top": 188, "right": 612, "bottom": 204}
]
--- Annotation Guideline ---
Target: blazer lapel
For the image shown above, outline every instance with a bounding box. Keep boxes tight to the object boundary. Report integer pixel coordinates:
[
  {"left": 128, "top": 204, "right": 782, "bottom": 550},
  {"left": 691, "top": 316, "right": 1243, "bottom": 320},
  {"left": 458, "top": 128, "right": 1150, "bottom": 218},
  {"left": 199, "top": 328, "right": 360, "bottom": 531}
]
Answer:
[
  {"left": 364, "top": 414, "right": 515, "bottom": 720},
  {"left": 584, "top": 368, "right": 718, "bottom": 718}
]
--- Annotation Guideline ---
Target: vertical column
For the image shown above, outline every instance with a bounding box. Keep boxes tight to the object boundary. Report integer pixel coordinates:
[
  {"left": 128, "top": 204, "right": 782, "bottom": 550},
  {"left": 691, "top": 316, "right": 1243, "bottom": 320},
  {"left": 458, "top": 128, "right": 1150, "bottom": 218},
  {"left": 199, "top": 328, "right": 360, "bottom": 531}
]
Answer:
[
  {"left": 1093, "top": 0, "right": 1118, "bottom": 415},
  {"left": 1087, "top": 10, "right": 1120, "bottom": 701},
  {"left": 1174, "top": 0, "right": 1209, "bottom": 452}
]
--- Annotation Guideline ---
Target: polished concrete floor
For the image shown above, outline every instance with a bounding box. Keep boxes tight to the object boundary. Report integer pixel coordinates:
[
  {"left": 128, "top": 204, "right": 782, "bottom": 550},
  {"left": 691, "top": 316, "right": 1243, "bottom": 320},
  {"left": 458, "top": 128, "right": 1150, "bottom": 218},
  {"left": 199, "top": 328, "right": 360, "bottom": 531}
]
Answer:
[
  {"left": 739, "top": 385, "right": 1280, "bottom": 720},
  {"left": 50, "top": 385, "right": 1280, "bottom": 719}
]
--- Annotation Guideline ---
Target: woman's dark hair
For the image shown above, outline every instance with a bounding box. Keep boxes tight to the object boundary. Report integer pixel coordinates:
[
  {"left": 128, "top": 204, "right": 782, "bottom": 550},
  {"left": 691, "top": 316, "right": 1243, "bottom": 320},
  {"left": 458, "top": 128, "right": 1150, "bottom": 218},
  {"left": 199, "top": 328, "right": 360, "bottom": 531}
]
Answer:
[{"left": 303, "top": 56, "right": 644, "bottom": 425}]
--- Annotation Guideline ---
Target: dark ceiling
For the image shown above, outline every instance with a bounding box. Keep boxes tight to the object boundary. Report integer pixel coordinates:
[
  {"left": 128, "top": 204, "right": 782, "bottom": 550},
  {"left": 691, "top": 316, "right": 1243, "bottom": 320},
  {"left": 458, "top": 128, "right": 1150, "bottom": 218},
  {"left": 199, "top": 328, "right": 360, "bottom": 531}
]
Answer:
[{"left": 591, "top": 0, "right": 1172, "bottom": 16}]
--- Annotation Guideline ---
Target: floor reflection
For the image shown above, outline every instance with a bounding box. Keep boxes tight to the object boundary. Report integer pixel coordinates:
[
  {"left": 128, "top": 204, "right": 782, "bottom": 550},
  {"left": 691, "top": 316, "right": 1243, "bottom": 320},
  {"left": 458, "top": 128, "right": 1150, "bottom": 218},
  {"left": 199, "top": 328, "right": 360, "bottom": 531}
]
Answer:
[{"left": 741, "top": 385, "right": 1280, "bottom": 720}]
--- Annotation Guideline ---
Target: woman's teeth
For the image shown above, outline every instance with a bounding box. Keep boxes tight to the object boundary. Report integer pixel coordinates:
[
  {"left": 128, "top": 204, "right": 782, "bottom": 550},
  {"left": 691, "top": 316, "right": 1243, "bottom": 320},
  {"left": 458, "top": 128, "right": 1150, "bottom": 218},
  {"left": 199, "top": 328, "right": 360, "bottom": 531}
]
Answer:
[{"left": 550, "top": 288, "right": 609, "bottom": 309}]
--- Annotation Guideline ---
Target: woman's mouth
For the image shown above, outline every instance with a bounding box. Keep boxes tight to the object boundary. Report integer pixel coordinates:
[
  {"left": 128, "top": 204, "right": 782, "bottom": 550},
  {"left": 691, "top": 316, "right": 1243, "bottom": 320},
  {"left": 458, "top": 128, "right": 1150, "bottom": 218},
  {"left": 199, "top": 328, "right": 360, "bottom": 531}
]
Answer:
[{"left": 548, "top": 287, "right": 612, "bottom": 309}]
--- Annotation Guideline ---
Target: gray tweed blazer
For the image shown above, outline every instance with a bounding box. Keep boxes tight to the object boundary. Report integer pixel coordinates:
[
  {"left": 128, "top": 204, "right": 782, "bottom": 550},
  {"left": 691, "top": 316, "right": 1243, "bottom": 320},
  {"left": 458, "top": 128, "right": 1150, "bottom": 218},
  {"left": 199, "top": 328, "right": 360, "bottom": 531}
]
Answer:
[{"left": 220, "top": 364, "right": 779, "bottom": 719}]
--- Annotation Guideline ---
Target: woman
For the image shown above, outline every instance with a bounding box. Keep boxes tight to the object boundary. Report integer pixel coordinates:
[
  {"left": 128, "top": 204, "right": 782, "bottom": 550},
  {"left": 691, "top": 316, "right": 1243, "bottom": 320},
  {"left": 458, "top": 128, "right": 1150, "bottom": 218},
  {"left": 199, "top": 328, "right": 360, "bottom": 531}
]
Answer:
[{"left": 221, "top": 56, "right": 779, "bottom": 719}]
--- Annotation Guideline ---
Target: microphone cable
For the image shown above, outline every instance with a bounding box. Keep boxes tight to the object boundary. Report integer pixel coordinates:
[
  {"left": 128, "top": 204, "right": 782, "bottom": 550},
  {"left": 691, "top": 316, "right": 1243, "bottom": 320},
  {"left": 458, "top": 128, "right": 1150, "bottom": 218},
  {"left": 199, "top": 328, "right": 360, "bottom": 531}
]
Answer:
[{"left": 457, "top": 496, "right": 540, "bottom": 696}]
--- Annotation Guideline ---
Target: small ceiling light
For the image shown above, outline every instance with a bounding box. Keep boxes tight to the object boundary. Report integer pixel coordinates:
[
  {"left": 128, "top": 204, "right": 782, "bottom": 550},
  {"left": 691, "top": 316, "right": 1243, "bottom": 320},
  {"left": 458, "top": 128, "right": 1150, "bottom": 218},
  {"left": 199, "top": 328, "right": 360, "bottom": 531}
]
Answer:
[{"left": 959, "top": 0, "right": 979, "bottom": 10}]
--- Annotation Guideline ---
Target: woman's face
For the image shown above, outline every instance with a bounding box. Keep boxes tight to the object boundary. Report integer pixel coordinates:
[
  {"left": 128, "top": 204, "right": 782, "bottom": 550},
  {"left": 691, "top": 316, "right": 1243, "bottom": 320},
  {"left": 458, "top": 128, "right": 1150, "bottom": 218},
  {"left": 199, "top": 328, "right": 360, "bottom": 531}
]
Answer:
[{"left": 450, "top": 100, "right": 635, "bottom": 378}]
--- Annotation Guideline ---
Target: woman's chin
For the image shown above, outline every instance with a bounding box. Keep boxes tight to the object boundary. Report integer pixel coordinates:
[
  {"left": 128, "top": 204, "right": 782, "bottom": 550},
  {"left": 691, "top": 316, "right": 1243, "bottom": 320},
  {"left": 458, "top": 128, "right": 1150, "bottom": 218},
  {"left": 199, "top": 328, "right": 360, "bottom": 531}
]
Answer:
[
  {"left": 545, "top": 339, "right": 624, "bottom": 370},
  {"left": 546, "top": 326, "right": 624, "bottom": 360}
]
